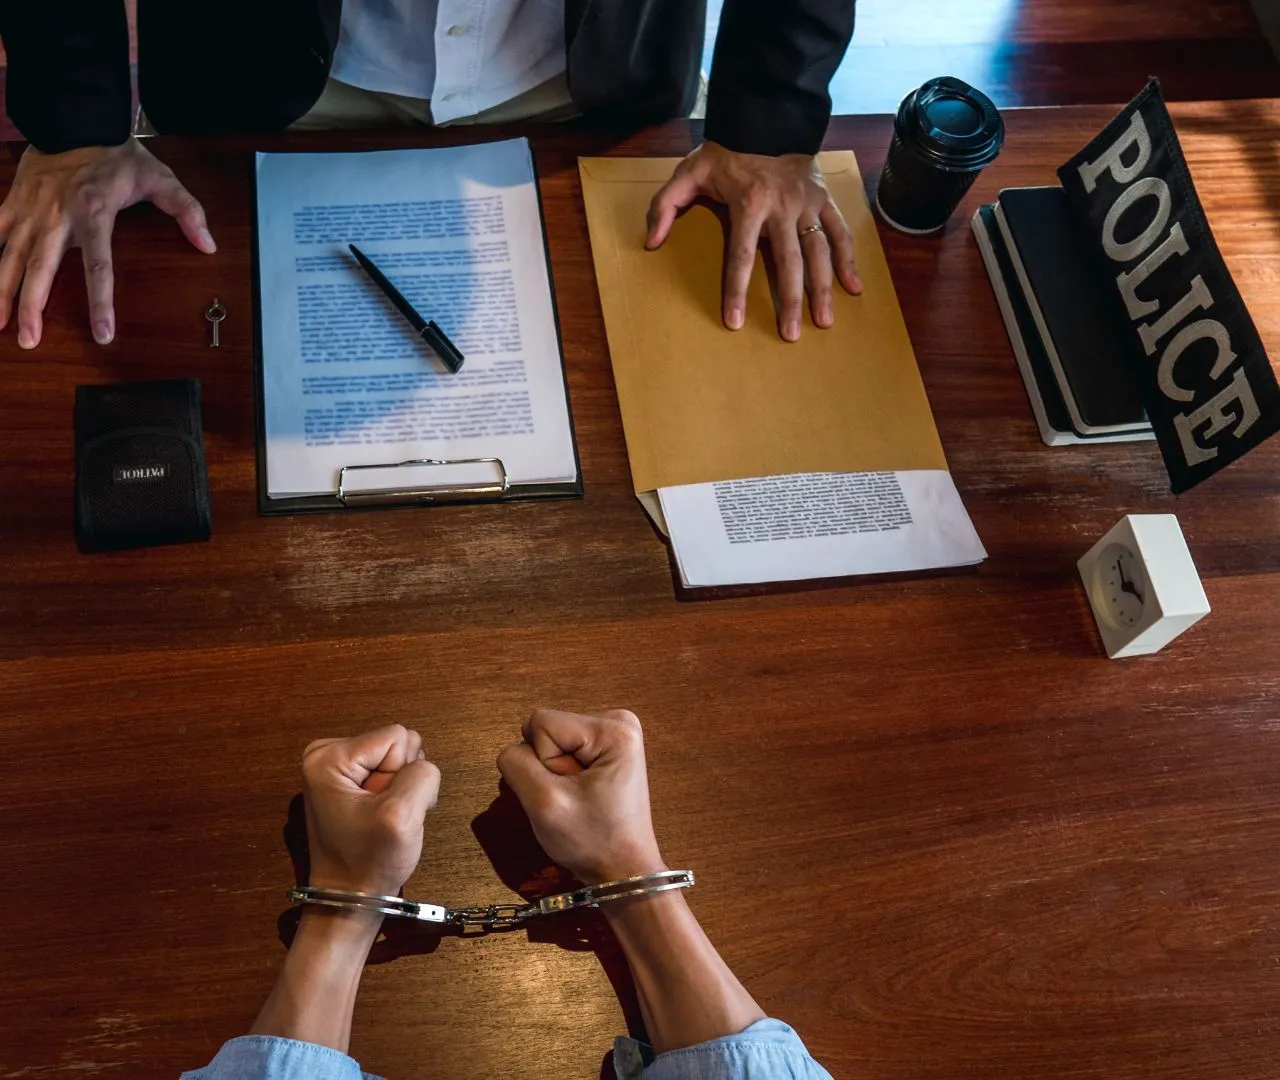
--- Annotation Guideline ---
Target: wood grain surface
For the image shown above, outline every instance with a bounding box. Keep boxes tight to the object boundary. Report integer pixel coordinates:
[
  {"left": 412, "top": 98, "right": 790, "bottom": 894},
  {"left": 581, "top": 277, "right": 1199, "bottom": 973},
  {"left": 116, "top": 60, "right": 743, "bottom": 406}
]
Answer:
[
  {"left": 822, "top": 0, "right": 1280, "bottom": 112},
  {"left": 2, "top": 102, "right": 1280, "bottom": 1079}
]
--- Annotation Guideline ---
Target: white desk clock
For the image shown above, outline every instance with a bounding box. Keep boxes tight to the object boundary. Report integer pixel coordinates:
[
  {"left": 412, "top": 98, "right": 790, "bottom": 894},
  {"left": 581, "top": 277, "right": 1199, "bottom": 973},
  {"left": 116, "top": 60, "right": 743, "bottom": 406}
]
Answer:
[{"left": 1078, "top": 514, "right": 1210, "bottom": 659}]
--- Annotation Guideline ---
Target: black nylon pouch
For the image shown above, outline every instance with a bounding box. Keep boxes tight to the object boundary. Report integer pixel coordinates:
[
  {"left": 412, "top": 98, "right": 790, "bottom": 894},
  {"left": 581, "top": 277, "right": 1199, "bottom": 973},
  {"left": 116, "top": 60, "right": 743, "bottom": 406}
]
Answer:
[{"left": 74, "top": 380, "right": 212, "bottom": 552}]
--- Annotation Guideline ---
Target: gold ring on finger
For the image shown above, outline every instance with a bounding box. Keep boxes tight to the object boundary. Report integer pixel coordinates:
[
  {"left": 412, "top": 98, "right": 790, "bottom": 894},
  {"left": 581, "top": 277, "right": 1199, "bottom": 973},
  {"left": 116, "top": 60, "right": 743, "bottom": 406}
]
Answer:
[{"left": 798, "top": 223, "right": 825, "bottom": 239}]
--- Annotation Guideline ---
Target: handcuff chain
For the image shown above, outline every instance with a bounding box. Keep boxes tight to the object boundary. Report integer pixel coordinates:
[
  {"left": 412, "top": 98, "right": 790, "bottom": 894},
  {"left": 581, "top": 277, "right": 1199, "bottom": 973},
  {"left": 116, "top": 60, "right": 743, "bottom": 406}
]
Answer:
[
  {"left": 291, "top": 870, "right": 695, "bottom": 929},
  {"left": 447, "top": 903, "right": 530, "bottom": 928}
]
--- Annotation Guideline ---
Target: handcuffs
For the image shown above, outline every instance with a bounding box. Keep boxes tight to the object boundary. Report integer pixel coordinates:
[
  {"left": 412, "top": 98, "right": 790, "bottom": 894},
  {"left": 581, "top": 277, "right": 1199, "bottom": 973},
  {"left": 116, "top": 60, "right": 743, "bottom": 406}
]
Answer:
[{"left": 290, "top": 869, "right": 695, "bottom": 929}]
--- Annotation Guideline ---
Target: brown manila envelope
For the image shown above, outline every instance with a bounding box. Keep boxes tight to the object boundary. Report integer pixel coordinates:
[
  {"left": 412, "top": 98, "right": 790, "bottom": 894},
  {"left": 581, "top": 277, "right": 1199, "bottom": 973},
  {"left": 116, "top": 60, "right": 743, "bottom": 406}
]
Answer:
[{"left": 578, "top": 150, "right": 950, "bottom": 532}]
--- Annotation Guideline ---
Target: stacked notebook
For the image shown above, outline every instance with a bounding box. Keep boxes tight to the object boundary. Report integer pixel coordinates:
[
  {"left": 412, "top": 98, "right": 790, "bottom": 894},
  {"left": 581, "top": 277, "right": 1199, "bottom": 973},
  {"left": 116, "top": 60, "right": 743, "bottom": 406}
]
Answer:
[{"left": 972, "top": 186, "right": 1154, "bottom": 446}]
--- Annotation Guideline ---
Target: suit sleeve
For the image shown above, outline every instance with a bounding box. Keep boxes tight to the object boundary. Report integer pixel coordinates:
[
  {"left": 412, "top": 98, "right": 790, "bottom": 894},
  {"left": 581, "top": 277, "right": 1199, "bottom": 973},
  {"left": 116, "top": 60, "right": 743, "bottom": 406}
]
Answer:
[
  {"left": 0, "top": 0, "right": 133, "bottom": 153},
  {"left": 704, "top": 0, "right": 855, "bottom": 157}
]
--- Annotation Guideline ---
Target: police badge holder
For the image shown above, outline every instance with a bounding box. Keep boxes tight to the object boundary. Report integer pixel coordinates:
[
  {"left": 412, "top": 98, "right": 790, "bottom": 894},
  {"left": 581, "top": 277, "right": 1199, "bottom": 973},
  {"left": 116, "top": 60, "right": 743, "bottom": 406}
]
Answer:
[
  {"left": 1057, "top": 79, "right": 1280, "bottom": 492},
  {"left": 74, "top": 379, "right": 213, "bottom": 553}
]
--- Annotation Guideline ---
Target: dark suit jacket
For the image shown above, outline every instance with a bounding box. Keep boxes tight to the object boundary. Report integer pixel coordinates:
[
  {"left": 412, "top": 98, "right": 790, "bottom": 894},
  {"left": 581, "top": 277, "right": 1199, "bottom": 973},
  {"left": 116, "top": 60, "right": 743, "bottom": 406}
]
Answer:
[{"left": 0, "top": 0, "right": 854, "bottom": 157}]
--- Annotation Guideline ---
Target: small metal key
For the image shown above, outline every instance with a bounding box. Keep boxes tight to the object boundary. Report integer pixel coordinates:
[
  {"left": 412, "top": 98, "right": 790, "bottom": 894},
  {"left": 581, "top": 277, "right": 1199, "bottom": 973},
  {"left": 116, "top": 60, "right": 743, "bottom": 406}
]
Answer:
[{"left": 204, "top": 299, "right": 226, "bottom": 348}]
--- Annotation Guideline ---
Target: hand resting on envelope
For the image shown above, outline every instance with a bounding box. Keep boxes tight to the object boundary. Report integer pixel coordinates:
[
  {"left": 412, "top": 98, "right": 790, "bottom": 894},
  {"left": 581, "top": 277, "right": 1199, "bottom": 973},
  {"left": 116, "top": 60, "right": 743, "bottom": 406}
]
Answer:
[{"left": 645, "top": 139, "right": 863, "bottom": 343}]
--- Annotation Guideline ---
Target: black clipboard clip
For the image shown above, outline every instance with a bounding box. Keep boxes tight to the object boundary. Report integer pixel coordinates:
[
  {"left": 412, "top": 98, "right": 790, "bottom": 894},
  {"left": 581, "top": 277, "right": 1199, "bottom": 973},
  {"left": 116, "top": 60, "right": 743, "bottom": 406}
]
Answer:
[{"left": 336, "top": 457, "right": 509, "bottom": 508}]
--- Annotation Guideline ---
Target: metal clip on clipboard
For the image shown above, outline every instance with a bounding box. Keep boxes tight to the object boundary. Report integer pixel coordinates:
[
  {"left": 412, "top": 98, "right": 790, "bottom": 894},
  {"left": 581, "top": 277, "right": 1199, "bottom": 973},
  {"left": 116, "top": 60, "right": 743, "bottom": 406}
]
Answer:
[{"left": 337, "top": 457, "right": 510, "bottom": 508}]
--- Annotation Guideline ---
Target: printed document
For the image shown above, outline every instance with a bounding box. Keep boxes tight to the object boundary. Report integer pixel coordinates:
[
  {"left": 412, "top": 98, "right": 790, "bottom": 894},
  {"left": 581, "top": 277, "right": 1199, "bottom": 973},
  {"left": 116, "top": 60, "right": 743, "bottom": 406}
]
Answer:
[
  {"left": 255, "top": 139, "right": 576, "bottom": 498},
  {"left": 658, "top": 470, "right": 986, "bottom": 588}
]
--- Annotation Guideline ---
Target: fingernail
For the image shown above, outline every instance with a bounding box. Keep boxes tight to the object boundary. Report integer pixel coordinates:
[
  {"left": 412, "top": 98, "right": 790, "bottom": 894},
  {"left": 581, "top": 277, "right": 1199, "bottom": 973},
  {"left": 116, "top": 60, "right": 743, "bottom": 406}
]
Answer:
[
  {"left": 17, "top": 328, "right": 33, "bottom": 349},
  {"left": 851, "top": 272, "right": 864, "bottom": 294},
  {"left": 199, "top": 228, "right": 217, "bottom": 252},
  {"left": 726, "top": 308, "right": 744, "bottom": 330},
  {"left": 94, "top": 321, "right": 114, "bottom": 345},
  {"left": 818, "top": 307, "right": 833, "bottom": 328},
  {"left": 784, "top": 320, "right": 799, "bottom": 342}
]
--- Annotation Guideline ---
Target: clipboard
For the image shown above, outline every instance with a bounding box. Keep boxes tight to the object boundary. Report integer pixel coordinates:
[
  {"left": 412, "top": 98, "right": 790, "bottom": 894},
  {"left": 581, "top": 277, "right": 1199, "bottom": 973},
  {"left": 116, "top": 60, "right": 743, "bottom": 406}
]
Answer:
[{"left": 249, "top": 142, "right": 584, "bottom": 516}]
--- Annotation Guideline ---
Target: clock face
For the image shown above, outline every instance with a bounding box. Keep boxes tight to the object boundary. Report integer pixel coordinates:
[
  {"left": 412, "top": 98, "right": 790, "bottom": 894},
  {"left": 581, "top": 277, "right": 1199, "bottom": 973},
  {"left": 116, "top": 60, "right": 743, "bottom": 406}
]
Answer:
[{"left": 1092, "top": 542, "right": 1147, "bottom": 629}]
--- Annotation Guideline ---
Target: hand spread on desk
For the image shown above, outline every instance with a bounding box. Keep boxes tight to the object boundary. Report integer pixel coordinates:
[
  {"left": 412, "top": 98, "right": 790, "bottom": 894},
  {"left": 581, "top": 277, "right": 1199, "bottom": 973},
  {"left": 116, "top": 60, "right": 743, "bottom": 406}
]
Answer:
[
  {"left": 0, "top": 137, "right": 216, "bottom": 350},
  {"left": 646, "top": 140, "right": 863, "bottom": 343}
]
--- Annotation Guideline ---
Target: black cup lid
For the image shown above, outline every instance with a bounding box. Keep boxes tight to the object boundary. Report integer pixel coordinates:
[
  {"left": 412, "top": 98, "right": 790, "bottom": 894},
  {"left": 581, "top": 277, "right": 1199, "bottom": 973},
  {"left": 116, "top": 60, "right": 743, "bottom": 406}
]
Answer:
[{"left": 898, "top": 76, "right": 1004, "bottom": 170}]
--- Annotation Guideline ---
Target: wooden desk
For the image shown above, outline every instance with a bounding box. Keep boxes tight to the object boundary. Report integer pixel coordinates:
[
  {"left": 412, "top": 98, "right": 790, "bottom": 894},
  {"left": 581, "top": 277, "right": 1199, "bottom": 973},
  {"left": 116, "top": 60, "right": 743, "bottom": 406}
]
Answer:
[{"left": 2, "top": 102, "right": 1280, "bottom": 1080}]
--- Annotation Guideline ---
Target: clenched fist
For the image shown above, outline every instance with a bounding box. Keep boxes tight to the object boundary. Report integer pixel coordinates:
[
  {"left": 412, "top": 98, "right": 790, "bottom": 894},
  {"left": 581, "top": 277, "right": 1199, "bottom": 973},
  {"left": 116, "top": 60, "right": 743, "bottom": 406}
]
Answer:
[
  {"left": 302, "top": 724, "right": 441, "bottom": 897},
  {"left": 498, "top": 709, "right": 666, "bottom": 885}
]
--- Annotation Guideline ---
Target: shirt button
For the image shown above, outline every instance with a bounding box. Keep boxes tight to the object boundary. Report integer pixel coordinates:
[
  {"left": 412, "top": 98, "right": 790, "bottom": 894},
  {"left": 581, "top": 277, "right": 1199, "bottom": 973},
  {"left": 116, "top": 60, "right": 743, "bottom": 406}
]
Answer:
[{"left": 447, "top": 24, "right": 470, "bottom": 36}]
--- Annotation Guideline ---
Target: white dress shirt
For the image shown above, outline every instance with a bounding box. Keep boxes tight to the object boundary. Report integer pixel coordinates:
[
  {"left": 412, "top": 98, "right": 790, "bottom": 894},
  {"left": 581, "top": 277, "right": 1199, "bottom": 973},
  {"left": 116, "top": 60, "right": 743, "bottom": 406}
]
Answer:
[{"left": 331, "top": 0, "right": 567, "bottom": 123}]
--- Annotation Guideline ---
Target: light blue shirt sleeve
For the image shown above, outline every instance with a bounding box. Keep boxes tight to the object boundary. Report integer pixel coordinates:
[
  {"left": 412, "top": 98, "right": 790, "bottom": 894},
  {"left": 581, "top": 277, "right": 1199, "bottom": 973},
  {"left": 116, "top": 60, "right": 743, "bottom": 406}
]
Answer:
[
  {"left": 182, "top": 1018, "right": 830, "bottom": 1080},
  {"left": 179, "top": 1036, "right": 384, "bottom": 1080},
  {"left": 613, "top": 1018, "right": 834, "bottom": 1080}
]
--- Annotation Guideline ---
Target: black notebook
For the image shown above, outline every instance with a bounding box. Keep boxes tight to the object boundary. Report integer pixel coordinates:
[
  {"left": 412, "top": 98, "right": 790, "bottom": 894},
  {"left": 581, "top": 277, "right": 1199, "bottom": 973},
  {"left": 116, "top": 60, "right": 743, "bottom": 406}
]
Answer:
[
  {"left": 993, "top": 186, "right": 1148, "bottom": 436},
  {"left": 972, "top": 203, "right": 1154, "bottom": 446}
]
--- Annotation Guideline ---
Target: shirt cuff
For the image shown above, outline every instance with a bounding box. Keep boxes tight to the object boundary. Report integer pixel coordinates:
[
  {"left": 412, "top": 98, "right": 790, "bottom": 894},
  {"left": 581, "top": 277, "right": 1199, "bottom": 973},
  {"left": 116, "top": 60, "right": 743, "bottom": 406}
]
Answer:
[
  {"left": 612, "top": 1018, "right": 833, "bottom": 1080},
  {"left": 179, "top": 1036, "right": 384, "bottom": 1080}
]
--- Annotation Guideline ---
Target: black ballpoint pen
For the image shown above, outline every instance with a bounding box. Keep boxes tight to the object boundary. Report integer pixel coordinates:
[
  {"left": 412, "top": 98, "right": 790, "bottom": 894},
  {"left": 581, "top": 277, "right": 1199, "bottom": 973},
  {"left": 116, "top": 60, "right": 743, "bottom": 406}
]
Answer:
[{"left": 348, "top": 243, "right": 466, "bottom": 373}]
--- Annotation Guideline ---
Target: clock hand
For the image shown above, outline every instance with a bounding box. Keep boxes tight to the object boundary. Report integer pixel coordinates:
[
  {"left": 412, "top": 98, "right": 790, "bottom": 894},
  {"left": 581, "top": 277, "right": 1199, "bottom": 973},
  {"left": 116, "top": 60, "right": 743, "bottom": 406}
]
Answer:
[{"left": 1114, "top": 557, "right": 1144, "bottom": 602}]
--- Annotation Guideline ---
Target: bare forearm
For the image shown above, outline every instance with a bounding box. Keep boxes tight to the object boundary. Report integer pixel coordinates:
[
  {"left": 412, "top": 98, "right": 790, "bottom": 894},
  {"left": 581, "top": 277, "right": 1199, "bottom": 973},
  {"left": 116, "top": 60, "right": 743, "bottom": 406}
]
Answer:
[
  {"left": 250, "top": 909, "right": 381, "bottom": 1053},
  {"left": 605, "top": 891, "right": 765, "bottom": 1054}
]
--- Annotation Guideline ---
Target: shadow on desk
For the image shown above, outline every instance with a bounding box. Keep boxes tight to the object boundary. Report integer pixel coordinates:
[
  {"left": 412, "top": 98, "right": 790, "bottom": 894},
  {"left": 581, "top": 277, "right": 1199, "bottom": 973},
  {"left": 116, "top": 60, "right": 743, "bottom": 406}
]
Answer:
[
  {"left": 1173, "top": 100, "right": 1280, "bottom": 250},
  {"left": 276, "top": 790, "right": 640, "bottom": 1079},
  {"left": 471, "top": 784, "right": 645, "bottom": 1039}
]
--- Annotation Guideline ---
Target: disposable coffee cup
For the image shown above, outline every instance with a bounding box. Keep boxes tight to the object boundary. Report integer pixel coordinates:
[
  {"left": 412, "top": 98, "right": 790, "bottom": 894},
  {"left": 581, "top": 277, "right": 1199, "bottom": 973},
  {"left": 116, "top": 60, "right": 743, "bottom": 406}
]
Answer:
[{"left": 875, "top": 76, "right": 1004, "bottom": 235}]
